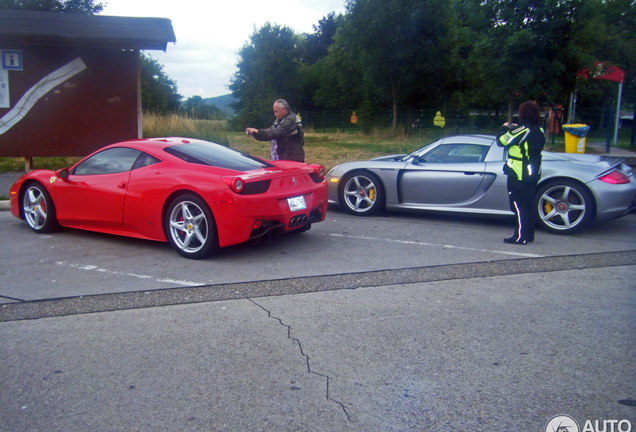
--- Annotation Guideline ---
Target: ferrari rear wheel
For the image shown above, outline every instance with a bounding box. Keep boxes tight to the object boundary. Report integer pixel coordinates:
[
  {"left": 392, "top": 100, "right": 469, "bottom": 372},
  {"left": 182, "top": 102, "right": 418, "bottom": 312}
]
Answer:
[
  {"left": 22, "top": 182, "right": 59, "bottom": 233},
  {"left": 339, "top": 171, "right": 385, "bottom": 216},
  {"left": 165, "top": 194, "right": 218, "bottom": 259},
  {"left": 534, "top": 179, "right": 594, "bottom": 234}
]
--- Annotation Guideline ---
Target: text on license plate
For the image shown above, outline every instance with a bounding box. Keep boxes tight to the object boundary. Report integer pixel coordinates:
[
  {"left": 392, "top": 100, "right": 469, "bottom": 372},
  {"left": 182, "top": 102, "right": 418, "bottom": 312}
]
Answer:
[{"left": 287, "top": 195, "right": 306, "bottom": 212}]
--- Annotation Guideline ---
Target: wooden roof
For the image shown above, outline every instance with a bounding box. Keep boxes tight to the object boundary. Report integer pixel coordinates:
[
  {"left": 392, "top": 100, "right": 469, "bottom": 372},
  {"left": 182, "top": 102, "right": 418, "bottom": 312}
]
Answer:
[{"left": 0, "top": 10, "right": 176, "bottom": 51}]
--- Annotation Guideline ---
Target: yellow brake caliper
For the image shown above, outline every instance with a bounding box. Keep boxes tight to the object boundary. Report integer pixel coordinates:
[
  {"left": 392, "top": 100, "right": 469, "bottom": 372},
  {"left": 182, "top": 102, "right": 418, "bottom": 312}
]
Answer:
[
  {"left": 544, "top": 202, "right": 553, "bottom": 219},
  {"left": 368, "top": 188, "right": 376, "bottom": 202}
]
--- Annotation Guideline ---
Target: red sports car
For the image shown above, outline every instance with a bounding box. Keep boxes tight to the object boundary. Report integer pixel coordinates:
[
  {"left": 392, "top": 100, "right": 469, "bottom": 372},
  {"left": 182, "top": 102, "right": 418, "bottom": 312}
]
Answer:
[{"left": 10, "top": 137, "right": 328, "bottom": 259}]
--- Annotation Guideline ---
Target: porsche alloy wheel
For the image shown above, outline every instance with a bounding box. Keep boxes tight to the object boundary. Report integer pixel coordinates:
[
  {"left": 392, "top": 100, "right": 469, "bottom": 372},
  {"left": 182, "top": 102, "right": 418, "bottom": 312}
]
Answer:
[
  {"left": 534, "top": 180, "right": 594, "bottom": 234},
  {"left": 22, "top": 182, "right": 59, "bottom": 233},
  {"left": 166, "top": 194, "right": 218, "bottom": 259},
  {"left": 340, "top": 171, "right": 385, "bottom": 216}
]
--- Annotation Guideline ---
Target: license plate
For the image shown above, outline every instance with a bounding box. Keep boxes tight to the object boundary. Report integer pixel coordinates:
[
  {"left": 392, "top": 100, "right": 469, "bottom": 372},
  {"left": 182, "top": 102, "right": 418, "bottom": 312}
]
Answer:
[{"left": 287, "top": 195, "right": 306, "bottom": 212}]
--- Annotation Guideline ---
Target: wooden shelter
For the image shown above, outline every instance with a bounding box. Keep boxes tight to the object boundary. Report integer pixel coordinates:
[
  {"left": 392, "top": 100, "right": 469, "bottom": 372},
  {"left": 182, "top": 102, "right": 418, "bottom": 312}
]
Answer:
[{"left": 0, "top": 10, "right": 176, "bottom": 168}]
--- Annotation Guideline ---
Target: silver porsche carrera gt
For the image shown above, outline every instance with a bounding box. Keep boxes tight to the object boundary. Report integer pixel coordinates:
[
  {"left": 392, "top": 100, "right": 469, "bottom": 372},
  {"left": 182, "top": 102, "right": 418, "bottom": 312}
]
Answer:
[{"left": 326, "top": 134, "right": 636, "bottom": 234}]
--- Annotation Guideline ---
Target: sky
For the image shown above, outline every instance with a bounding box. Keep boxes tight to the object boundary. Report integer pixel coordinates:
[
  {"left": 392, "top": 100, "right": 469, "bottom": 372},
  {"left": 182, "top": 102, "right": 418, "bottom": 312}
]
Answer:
[{"left": 102, "top": 0, "right": 348, "bottom": 100}]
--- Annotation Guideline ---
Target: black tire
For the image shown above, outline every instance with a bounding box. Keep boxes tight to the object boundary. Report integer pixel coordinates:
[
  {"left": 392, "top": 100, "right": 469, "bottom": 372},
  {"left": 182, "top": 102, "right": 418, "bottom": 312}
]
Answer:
[
  {"left": 534, "top": 179, "right": 594, "bottom": 234},
  {"left": 22, "top": 182, "right": 59, "bottom": 233},
  {"left": 339, "top": 171, "right": 385, "bottom": 216},
  {"left": 164, "top": 194, "right": 218, "bottom": 259}
]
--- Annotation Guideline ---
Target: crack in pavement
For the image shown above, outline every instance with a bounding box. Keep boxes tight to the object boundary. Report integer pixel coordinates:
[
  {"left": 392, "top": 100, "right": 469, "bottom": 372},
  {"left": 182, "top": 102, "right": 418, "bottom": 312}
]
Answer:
[{"left": 247, "top": 298, "right": 352, "bottom": 422}]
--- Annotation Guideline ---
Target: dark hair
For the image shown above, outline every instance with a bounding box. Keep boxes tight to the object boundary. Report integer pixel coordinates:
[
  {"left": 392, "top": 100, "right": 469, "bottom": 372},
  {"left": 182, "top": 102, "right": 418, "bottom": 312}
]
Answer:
[{"left": 518, "top": 101, "right": 540, "bottom": 126}]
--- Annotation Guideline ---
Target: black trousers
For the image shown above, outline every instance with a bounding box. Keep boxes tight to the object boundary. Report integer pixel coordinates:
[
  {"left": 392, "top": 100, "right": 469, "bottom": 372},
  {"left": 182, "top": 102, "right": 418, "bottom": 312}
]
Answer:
[{"left": 507, "top": 176, "right": 538, "bottom": 242}]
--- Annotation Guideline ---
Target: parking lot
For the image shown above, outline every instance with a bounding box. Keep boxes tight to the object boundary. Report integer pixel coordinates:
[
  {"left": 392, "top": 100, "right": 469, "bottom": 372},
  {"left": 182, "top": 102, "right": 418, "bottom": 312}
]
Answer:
[{"left": 1, "top": 193, "right": 635, "bottom": 430}]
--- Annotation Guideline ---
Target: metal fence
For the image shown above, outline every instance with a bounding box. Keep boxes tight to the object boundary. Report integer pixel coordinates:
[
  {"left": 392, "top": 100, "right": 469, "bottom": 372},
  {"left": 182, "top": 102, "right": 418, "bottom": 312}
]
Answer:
[
  {"left": 299, "top": 109, "right": 510, "bottom": 134},
  {"left": 299, "top": 106, "right": 633, "bottom": 137}
]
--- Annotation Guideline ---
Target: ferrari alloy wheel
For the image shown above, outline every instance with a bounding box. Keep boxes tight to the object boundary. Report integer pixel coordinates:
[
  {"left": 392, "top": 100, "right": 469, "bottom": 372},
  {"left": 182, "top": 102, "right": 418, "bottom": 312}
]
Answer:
[
  {"left": 340, "top": 171, "right": 385, "bottom": 216},
  {"left": 22, "top": 182, "right": 59, "bottom": 233},
  {"left": 534, "top": 179, "right": 594, "bottom": 234},
  {"left": 165, "top": 194, "right": 218, "bottom": 259}
]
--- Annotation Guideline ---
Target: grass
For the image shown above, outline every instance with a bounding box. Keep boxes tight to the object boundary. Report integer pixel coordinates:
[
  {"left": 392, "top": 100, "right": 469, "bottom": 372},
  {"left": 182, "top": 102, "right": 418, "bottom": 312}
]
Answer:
[
  {"left": 0, "top": 156, "right": 81, "bottom": 174},
  {"left": 142, "top": 113, "right": 230, "bottom": 145}
]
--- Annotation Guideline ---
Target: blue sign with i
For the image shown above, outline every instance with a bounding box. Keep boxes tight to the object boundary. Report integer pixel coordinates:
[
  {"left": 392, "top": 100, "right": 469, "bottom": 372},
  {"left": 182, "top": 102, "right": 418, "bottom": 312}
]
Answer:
[{"left": 2, "top": 50, "right": 23, "bottom": 70}]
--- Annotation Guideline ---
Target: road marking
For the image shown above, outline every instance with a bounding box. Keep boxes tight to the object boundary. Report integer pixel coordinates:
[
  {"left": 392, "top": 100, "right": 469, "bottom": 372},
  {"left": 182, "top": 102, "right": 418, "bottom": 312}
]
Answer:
[
  {"left": 326, "top": 233, "right": 544, "bottom": 258},
  {"left": 55, "top": 261, "right": 202, "bottom": 286}
]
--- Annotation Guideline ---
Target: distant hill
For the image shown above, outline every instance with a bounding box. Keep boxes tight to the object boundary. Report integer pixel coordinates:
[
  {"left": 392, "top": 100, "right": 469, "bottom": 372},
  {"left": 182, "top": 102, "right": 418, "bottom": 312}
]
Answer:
[{"left": 204, "top": 94, "right": 236, "bottom": 118}]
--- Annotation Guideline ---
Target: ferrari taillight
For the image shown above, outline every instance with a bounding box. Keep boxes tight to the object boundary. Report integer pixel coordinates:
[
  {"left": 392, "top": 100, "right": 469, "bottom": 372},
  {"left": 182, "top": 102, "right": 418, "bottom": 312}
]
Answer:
[
  {"left": 317, "top": 165, "right": 326, "bottom": 179},
  {"left": 309, "top": 164, "right": 325, "bottom": 182},
  {"left": 599, "top": 170, "right": 630, "bottom": 184},
  {"left": 223, "top": 176, "right": 245, "bottom": 193},
  {"left": 231, "top": 177, "right": 244, "bottom": 193}
]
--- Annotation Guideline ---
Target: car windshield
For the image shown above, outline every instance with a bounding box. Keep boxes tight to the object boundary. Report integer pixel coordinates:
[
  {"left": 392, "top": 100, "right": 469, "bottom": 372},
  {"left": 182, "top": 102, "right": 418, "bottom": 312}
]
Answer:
[
  {"left": 401, "top": 141, "right": 436, "bottom": 161},
  {"left": 165, "top": 142, "right": 273, "bottom": 171}
]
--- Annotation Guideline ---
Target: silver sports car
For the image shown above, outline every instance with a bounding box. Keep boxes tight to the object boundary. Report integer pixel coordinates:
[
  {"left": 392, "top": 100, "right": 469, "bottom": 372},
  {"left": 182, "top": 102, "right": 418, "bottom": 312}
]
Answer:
[{"left": 327, "top": 134, "right": 636, "bottom": 234}]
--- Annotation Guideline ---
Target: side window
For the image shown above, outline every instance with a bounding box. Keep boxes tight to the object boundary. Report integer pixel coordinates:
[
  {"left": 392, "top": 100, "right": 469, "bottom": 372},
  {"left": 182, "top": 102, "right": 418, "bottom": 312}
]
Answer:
[
  {"left": 73, "top": 148, "right": 141, "bottom": 175},
  {"left": 422, "top": 144, "right": 488, "bottom": 163},
  {"left": 132, "top": 152, "right": 161, "bottom": 170}
]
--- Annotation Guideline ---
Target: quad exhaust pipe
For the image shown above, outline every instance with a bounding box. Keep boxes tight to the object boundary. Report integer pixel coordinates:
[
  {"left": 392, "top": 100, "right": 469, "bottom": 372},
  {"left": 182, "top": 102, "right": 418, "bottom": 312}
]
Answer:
[{"left": 288, "top": 214, "right": 308, "bottom": 228}]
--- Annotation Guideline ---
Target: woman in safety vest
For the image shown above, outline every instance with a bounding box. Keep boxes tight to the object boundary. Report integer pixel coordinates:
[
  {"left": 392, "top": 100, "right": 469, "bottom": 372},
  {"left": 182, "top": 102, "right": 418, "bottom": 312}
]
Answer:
[{"left": 496, "top": 101, "right": 546, "bottom": 245}]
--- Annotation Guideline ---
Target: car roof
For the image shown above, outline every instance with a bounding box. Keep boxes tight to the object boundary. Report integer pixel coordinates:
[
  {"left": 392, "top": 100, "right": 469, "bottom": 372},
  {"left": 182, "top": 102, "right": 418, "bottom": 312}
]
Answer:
[{"left": 439, "top": 135, "right": 496, "bottom": 145}]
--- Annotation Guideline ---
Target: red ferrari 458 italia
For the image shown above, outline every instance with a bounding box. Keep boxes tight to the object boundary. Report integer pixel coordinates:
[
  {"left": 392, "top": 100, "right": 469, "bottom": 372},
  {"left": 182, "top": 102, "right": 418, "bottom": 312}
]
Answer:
[{"left": 10, "top": 137, "right": 328, "bottom": 259}]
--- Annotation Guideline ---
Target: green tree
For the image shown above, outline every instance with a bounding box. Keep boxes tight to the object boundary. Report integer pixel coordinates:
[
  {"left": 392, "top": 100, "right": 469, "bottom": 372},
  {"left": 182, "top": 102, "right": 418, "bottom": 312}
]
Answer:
[
  {"left": 466, "top": 0, "right": 584, "bottom": 120},
  {"left": 140, "top": 53, "right": 182, "bottom": 113},
  {"left": 229, "top": 23, "right": 304, "bottom": 128},
  {"left": 312, "top": 29, "right": 368, "bottom": 112},
  {"left": 319, "top": 0, "right": 456, "bottom": 130},
  {"left": 0, "top": 0, "right": 103, "bottom": 14},
  {"left": 181, "top": 96, "right": 225, "bottom": 120},
  {"left": 300, "top": 13, "right": 345, "bottom": 111},
  {"left": 572, "top": 0, "right": 636, "bottom": 120},
  {"left": 303, "top": 12, "right": 342, "bottom": 65}
]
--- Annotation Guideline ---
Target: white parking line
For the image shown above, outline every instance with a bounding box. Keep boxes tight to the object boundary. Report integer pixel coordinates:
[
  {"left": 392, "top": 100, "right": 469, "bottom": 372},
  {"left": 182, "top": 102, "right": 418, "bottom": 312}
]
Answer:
[
  {"left": 326, "top": 233, "right": 544, "bottom": 258},
  {"left": 55, "top": 262, "right": 203, "bottom": 286}
]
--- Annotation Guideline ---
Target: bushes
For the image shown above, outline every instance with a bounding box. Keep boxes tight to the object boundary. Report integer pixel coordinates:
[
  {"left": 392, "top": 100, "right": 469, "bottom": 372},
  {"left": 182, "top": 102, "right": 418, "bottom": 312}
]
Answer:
[{"left": 143, "top": 113, "right": 230, "bottom": 146}]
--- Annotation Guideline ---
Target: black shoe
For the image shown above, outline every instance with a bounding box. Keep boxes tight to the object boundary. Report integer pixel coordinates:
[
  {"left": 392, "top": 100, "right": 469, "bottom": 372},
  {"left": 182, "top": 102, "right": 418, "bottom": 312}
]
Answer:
[{"left": 504, "top": 236, "right": 527, "bottom": 245}]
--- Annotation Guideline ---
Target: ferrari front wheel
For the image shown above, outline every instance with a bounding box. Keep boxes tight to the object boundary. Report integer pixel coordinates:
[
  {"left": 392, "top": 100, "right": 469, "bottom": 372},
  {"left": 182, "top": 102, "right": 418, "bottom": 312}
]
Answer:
[
  {"left": 22, "top": 182, "right": 59, "bottom": 233},
  {"left": 165, "top": 194, "right": 218, "bottom": 259}
]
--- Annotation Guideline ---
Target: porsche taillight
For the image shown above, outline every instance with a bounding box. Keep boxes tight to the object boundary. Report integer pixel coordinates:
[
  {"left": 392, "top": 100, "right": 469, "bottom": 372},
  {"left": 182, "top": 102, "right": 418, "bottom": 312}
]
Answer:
[{"left": 599, "top": 170, "right": 630, "bottom": 184}]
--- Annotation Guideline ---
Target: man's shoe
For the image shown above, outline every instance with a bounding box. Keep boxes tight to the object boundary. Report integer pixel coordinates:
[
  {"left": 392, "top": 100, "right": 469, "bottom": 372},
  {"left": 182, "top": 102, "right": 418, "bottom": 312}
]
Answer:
[{"left": 504, "top": 237, "right": 527, "bottom": 245}]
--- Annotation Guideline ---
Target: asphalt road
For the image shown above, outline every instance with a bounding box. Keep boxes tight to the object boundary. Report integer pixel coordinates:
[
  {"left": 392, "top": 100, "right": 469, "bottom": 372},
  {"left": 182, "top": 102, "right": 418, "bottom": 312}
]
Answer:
[{"left": 1, "top": 202, "right": 635, "bottom": 431}]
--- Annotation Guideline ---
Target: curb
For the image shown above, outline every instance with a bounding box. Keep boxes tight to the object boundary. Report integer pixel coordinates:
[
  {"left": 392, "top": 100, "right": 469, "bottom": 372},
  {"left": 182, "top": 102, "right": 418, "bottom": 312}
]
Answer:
[{"left": 0, "top": 200, "right": 10, "bottom": 211}]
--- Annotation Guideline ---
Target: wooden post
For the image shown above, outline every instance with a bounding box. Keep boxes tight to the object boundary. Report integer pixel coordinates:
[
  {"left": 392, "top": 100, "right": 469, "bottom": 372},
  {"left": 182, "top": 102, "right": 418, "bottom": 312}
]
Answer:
[{"left": 24, "top": 156, "right": 33, "bottom": 171}]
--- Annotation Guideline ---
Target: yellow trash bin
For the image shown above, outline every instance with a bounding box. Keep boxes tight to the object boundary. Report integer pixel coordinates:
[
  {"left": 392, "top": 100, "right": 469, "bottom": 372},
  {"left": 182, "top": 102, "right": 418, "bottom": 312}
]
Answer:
[{"left": 563, "top": 124, "right": 590, "bottom": 153}]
